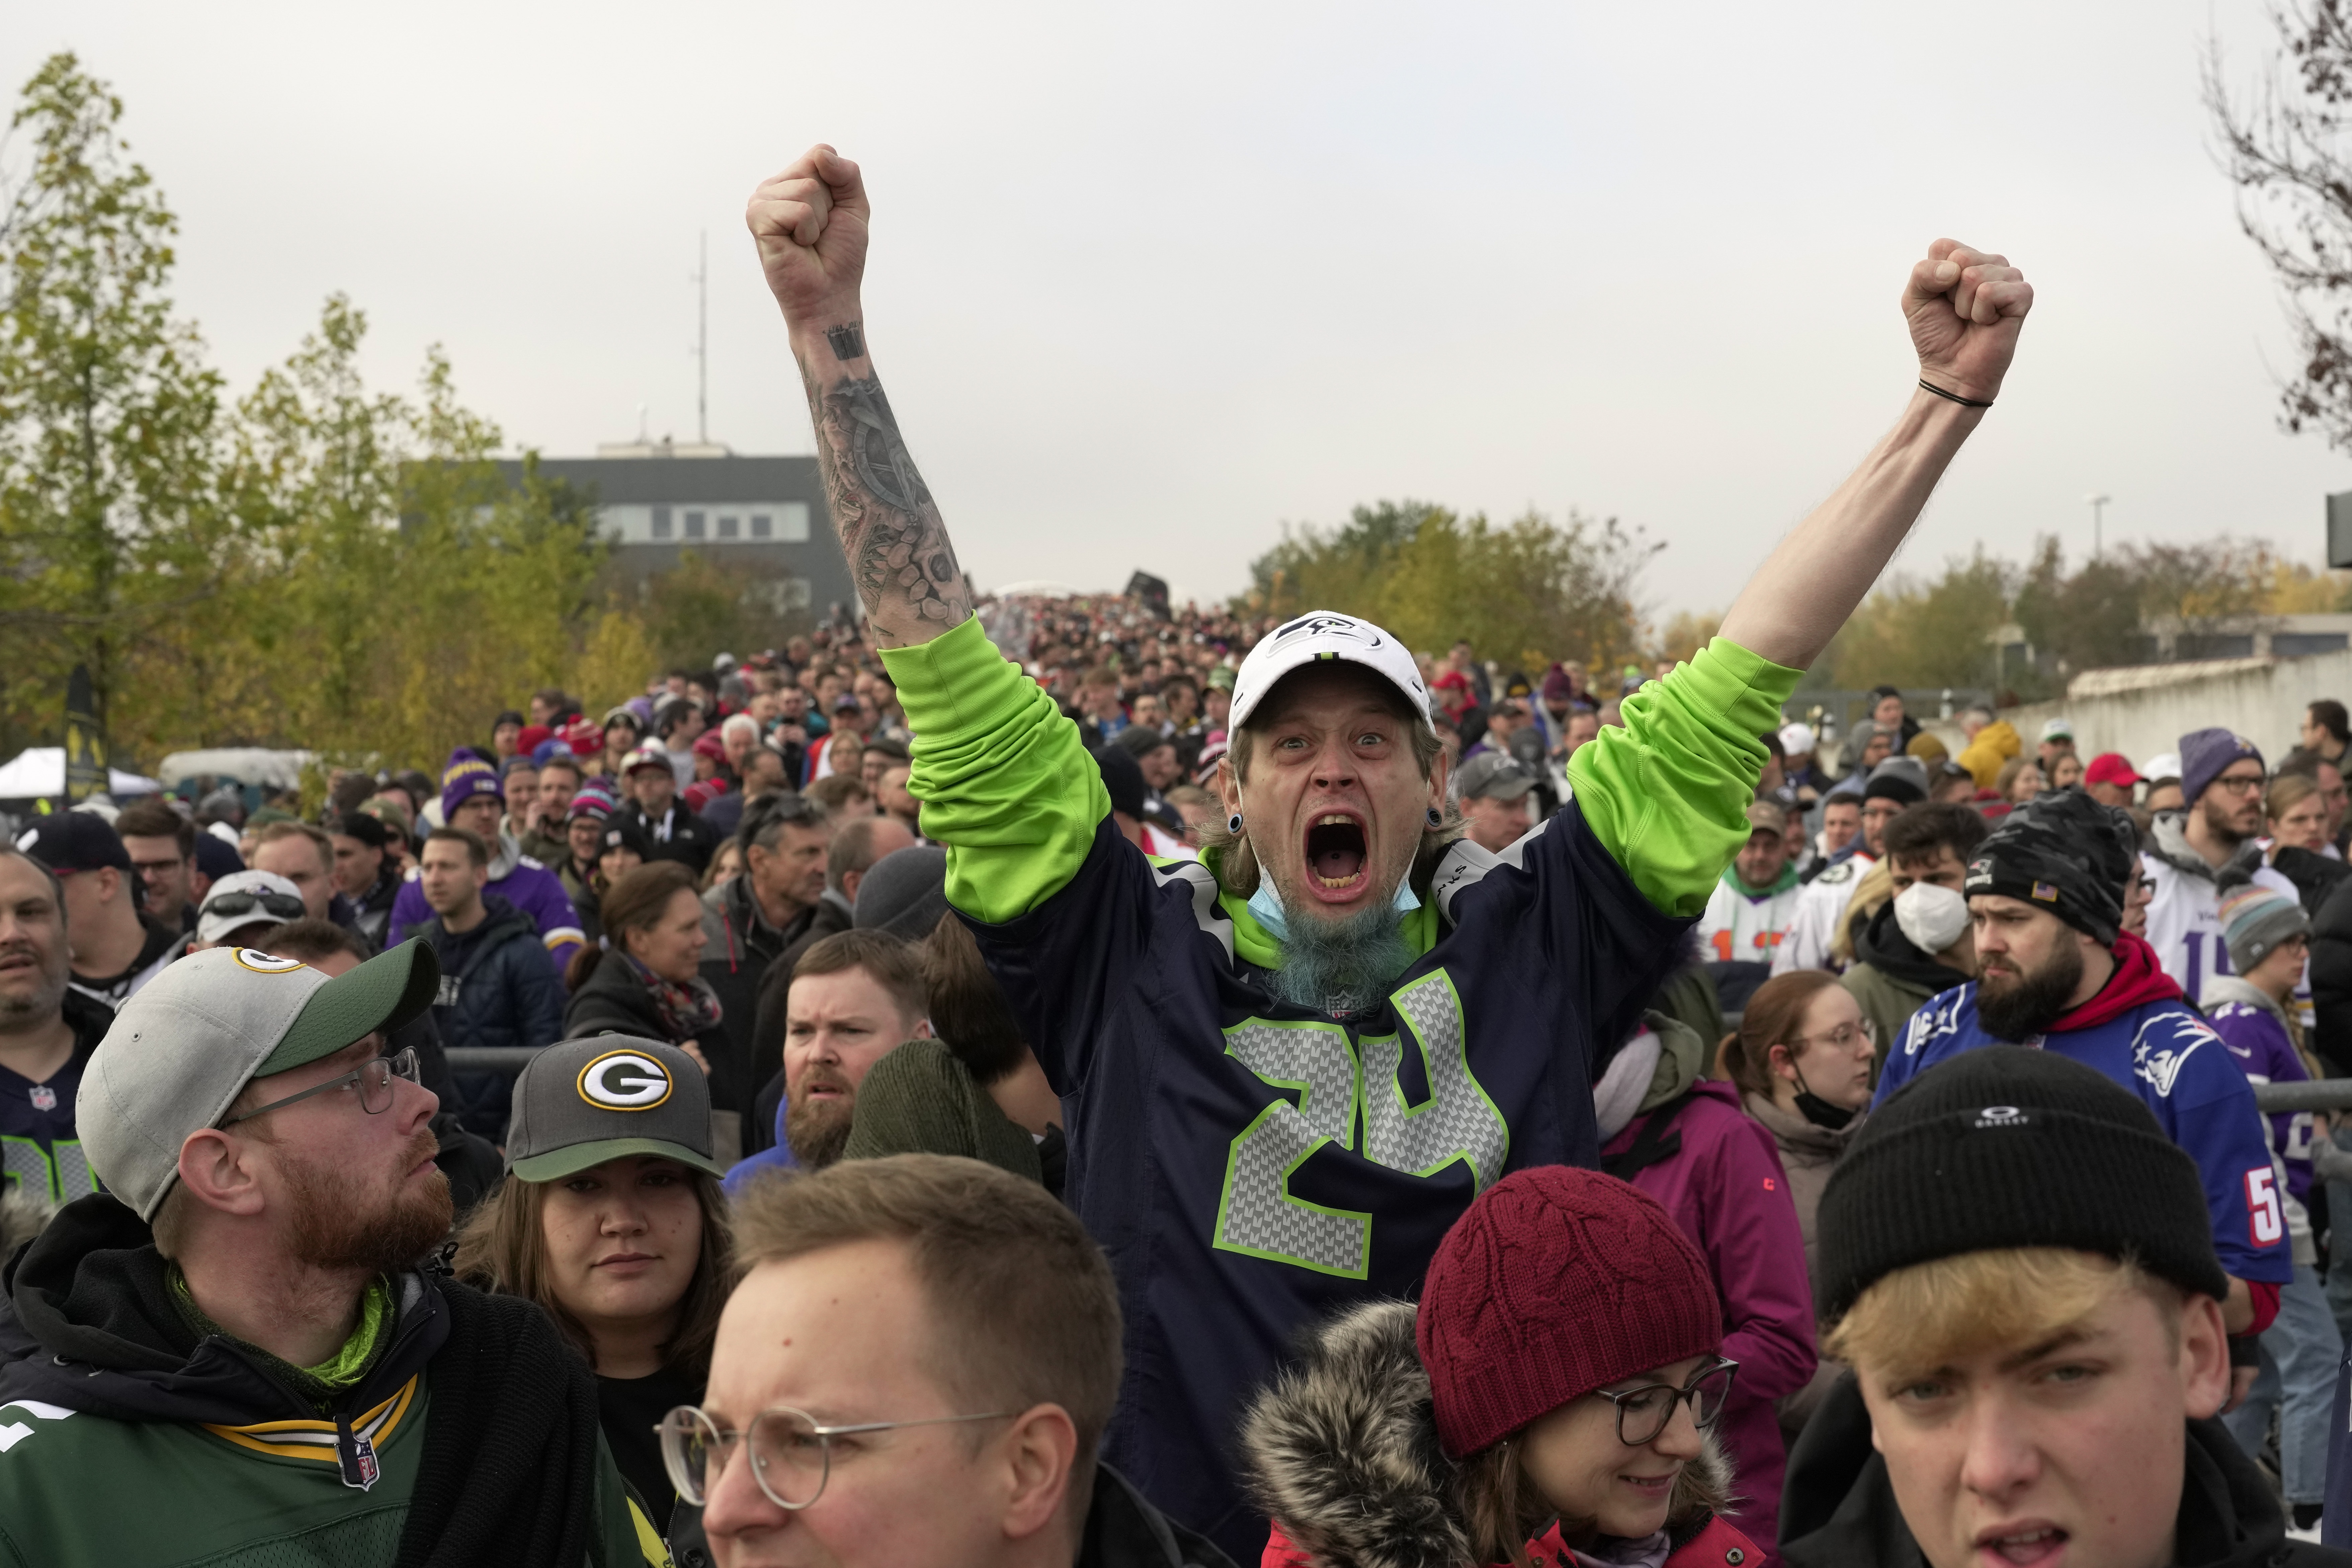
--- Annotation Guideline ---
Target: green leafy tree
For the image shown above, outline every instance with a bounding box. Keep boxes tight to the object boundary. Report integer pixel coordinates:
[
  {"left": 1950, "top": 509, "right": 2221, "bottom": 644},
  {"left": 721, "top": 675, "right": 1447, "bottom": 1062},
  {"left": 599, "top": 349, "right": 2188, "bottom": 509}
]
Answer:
[
  {"left": 1821, "top": 549, "right": 2013, "bottom": 691},
  {"left": 1237, "top": 500, "right": 1658, "bottom": 673},
  {"left": 0, "top": 52, "right": 224, "bottom": 755}
]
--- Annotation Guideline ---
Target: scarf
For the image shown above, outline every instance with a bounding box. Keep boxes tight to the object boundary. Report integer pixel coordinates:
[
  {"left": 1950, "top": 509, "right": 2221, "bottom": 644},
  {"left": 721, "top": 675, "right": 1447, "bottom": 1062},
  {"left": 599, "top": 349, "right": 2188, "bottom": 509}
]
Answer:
[
  {"left": 167, "top": 1266, "right": 393, "bottom": 1415},
  {"left": 621, "top": 951, "right": 724, "bottom": 1043}
]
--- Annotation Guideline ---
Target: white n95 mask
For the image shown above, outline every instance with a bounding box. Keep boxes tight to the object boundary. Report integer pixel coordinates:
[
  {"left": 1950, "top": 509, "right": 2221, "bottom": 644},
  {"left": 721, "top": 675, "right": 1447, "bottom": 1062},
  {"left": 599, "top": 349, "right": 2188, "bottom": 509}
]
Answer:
[{"left": 1894, "top": 880, "right": 1970, "bottom": 956}]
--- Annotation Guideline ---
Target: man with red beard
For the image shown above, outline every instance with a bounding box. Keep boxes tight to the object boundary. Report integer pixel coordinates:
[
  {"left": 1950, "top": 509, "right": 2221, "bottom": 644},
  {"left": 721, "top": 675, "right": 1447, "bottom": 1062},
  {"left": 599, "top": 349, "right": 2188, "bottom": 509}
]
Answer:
[
  {"left": 0, "top": 941, "right": 664, "bottom": 1565},
  {"left": 1871, "top": 787, "right": 2291, "bottom": 1406},
  {"left": 778, "top": 929, "right": 930, "bottom": 1170}
]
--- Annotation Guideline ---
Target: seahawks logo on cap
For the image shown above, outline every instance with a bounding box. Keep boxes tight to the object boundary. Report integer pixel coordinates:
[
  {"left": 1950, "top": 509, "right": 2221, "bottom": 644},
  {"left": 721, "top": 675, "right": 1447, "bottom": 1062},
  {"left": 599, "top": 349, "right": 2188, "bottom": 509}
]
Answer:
[
  {"left": 577, "top": 1049, "right": 674, "bottom": 1110},
  {"left": 231, "top": 950, "right": 308, "bottom": 974}
]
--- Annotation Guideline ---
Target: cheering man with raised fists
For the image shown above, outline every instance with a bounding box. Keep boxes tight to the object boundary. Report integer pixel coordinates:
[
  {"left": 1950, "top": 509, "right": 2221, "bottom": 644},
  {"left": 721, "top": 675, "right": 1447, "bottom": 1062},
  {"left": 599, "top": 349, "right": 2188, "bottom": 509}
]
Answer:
[{"left": 748, "top": 144, "right": 2030, "bottom": 1562}]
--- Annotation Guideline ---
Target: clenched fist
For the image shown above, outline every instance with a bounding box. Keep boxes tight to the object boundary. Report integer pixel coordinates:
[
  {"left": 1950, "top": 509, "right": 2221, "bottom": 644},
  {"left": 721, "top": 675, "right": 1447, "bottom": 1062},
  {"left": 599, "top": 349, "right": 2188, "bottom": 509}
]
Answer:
[
  {"left": 747, "top": 145, "right": 869, "bottom": 335},
  {"left": 1905, "top": 240, "right": 2031, "bottom": 406}
]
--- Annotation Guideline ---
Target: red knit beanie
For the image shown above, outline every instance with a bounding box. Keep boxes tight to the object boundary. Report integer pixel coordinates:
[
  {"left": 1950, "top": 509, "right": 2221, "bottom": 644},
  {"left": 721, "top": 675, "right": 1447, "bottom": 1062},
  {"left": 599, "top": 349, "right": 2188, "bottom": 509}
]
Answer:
[{"left": 1417, "top": 1166, "right": 1722, "bottom": 1459}]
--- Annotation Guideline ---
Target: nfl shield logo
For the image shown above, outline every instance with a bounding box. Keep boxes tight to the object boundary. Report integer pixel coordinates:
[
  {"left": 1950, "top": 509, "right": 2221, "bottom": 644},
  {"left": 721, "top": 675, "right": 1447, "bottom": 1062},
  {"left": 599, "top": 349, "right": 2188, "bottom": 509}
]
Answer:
[
  {"left": 339, "top": 1430, "right": 381, "bottom": 1491},
  {"left": 28, "top": 1085, "right": 56, "bottom": 1112}
]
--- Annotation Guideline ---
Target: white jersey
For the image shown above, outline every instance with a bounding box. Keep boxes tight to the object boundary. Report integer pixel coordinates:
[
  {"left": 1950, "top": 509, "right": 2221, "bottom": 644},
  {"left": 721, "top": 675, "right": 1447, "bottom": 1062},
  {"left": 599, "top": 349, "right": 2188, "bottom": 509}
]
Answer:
[
  {"left": 1698, "top": 871, "right": 1803, "bottom": 968},
  {"left": 2141, "top": 848, "right": 2299, "bottom": 1006},
  {"left": 1771, "top": 853, "right": 1876, "bottom": 975}
]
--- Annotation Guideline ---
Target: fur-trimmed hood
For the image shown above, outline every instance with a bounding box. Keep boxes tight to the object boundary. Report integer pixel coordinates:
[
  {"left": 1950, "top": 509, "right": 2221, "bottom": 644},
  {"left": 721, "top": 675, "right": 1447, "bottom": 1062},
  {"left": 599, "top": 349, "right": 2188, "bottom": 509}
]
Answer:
[
  {"left": 0, "top": 1183, "right": 53, "bottom": 1264},
  {"left": 1243, "top": 1301, "right": 1736, "bottom": 1568}
]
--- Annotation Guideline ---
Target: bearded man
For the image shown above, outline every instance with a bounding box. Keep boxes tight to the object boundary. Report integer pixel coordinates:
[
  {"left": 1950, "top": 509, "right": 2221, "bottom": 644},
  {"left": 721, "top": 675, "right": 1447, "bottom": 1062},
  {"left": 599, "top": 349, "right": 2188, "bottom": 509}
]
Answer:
[
  {"left": 0, "top": 941, "right": 661, "bottom": 1565},
  {"left": 749, "top": 141, "right": 2034, "bottom": 1556},
  {"left": 1873, "top": 787, "right": 2291, "bottom": 1408},
  {"left": 775, "top": 929, "right": 931, "bottom": 1169}
]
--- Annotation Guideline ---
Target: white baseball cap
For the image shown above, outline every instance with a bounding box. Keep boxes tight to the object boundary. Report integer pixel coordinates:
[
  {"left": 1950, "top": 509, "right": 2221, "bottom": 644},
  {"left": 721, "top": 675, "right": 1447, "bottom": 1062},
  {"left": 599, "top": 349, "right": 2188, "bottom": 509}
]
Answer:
[
  {"left": 194, "top": 870, "right": 307, "bottom": 948},
  {"left": 1227, "top": 611, "right": 1431, "bottom": 733},
  {"left": 1778, "top": 722, "right": 1817, "bottom": 757}
]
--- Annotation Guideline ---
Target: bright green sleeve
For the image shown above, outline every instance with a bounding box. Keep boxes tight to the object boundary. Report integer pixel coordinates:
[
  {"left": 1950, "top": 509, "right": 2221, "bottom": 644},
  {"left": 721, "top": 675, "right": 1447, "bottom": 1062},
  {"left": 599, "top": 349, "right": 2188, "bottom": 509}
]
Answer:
[
  {"left": 880, "top": 616, "right": 1110, "bottom": 923},
  {"left": 1566, "top": 636, "right": 1801, "bottom": 918}
]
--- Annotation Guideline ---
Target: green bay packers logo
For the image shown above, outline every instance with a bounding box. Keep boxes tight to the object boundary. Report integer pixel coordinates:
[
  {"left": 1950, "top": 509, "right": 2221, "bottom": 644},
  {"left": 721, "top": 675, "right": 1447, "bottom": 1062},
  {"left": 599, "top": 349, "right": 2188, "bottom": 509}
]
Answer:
[
  {"left": 231, "top": 951, "right": 308, "bottom": 974},
  {"left": 577, "top": 1049, "right": 674, "bottom": 1110}
]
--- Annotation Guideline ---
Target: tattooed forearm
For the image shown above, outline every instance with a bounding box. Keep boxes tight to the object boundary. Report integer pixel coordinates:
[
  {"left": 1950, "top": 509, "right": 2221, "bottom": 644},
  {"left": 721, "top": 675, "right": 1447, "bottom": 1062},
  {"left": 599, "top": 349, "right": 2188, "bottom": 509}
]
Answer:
[
  {"left": 825, "top": 321, "right": 865, "bottom": 361},
  {"left": 805, "top": 368, "right": 971, "bottom": 643}
]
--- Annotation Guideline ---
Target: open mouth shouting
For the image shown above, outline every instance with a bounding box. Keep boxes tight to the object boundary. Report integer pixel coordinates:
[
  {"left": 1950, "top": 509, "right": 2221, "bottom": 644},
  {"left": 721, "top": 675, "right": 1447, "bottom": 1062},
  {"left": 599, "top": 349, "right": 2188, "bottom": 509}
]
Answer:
[{"left": 1303, "top": 813, "right": 1370, "bottom": 902}]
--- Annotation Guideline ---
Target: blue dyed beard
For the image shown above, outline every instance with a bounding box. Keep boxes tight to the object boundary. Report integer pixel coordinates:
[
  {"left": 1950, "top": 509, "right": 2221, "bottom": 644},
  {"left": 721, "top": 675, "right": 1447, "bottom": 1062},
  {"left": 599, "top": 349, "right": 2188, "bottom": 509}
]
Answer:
[{"left": 1266, "top": 896, "right": 1413, "bottom": 1019}]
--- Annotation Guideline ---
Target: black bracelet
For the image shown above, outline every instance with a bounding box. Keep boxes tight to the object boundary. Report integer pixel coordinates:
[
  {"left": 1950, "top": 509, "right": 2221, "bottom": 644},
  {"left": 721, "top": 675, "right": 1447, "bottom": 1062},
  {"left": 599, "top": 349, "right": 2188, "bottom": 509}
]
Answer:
[{"left": 1918, "top": 378, "right": 1994, "bottom": 410}]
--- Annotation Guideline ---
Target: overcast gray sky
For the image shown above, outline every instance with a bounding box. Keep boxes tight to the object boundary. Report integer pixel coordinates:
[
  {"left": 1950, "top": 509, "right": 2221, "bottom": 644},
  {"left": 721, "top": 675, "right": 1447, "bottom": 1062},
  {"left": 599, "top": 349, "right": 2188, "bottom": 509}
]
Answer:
[{"left": 8, "top": 1, "right": 2346, "bottom": 619}]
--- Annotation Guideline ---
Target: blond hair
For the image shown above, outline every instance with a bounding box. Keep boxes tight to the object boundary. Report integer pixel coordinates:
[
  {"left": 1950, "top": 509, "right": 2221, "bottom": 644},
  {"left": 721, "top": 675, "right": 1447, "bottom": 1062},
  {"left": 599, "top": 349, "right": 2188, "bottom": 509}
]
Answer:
[
  {"left": 1830, "top": 860, "right": 1895, "bottom": 967},
  {"left": 1825, "top": 1247, "right": 2182, "bottom": 1380}
]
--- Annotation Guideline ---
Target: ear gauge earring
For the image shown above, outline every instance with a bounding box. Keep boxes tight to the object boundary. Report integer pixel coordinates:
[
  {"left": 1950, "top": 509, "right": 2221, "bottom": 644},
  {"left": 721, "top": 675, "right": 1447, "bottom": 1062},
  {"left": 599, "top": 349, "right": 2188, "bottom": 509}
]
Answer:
[
  {"left": 1427, "top": 807, "right": 1444, "bottom": 827},
  {"left": 1228, "top": 813, "right": 1245, "bottom": 833}
]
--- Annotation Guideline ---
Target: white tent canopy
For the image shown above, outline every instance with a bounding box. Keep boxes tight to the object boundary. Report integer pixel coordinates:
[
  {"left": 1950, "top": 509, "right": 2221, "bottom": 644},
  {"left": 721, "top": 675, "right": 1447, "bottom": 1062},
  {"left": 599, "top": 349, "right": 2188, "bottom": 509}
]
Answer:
[
  {"left": 157, "top": 748, "right": 314, "bottom": 791},
  {"left": 0, "top": 748, "right": 163, "bottom": 801}
]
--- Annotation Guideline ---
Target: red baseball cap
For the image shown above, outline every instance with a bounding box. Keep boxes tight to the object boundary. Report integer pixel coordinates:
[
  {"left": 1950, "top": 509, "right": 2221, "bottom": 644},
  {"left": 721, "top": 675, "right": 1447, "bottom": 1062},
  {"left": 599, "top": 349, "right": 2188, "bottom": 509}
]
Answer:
[{"left": 2084, "top": 752, "right": 2144, "bottom": 788}]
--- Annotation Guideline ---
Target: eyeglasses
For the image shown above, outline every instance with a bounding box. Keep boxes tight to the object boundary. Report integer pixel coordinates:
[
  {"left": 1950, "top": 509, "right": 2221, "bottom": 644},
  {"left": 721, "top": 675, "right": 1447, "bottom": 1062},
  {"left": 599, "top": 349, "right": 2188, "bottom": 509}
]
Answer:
[
  {"left": 224, "top": 1047, "right": 419, "bottom": 1126},
  {"left": 2210, "top": 773, "right": 2268, "bottom": 796},
  {"left": 1593, "top": 1357, "right": 1740, "bottom": 1446},
  {"left": 1795, "top": 1017, "right": 1876, "bottom": 1053},
  {"left": 202, "top": 890, "right": 308, "bottom": 922},
  {"left": 659, "top": 1405, "right": 1013, "bottom": 1511}
]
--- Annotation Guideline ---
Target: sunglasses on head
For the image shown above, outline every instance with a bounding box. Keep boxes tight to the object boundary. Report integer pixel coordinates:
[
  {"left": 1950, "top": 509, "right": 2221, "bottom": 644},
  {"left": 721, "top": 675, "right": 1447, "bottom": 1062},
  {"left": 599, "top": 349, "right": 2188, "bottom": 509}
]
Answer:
[{"left": 203, "top": 890, "right": 307, "bottom": 921}]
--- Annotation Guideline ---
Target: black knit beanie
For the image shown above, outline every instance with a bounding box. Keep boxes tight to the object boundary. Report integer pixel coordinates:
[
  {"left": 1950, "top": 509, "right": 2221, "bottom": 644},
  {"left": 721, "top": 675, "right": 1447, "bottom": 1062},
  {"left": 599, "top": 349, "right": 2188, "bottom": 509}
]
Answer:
[
  {"left": 1962, "top": 788, "right": 2138, "bottom": 944},
  {"left": 1815, "top": 1046, "right": 2228, "bottom": 1322}
]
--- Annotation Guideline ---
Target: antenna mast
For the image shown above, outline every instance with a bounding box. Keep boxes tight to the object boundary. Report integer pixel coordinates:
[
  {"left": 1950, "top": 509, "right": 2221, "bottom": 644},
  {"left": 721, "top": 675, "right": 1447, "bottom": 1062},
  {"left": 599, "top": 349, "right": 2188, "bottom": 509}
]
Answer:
[{"left": 694, "top": 230, "right": 709, "bottom": 445}]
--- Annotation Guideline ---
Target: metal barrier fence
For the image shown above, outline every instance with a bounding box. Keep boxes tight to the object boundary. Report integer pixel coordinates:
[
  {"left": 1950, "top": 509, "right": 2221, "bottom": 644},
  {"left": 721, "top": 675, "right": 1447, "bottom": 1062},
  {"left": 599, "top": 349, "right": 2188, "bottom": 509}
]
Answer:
[
  {"left": 446, "top": 1048, "right": 543, "bottom": 1076},
  {"left": 2253, "top": 1080, "right": 2352, "bottom": 1113}
]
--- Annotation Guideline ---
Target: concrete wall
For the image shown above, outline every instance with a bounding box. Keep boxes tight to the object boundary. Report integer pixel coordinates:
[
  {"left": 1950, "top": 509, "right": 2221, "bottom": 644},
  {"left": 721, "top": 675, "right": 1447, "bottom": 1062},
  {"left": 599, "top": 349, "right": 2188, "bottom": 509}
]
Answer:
[{"left": 1994, "top": 650, "right": 2352, "bottom": 770}]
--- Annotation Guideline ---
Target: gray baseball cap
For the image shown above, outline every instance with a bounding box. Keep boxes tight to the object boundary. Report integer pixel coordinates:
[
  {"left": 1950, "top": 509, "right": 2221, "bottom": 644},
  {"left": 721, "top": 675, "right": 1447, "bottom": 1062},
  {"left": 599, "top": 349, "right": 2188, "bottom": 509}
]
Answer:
[
  {"left": 506, "top": 1036, "right": 724, "bottom": 1182},
  {"left": 80, "top": 939, "right": 441, "bottom": 1220},
  {"left": 1455, "top": 752, "right": 1536, "bottom": 802}
]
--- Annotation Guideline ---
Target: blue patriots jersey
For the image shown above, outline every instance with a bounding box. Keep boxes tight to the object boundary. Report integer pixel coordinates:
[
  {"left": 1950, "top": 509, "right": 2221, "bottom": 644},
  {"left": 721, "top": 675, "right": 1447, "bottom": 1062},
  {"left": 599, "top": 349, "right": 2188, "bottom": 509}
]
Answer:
[{"left": 1875, "top": 981, "right": 2291, "bottom": 1286}]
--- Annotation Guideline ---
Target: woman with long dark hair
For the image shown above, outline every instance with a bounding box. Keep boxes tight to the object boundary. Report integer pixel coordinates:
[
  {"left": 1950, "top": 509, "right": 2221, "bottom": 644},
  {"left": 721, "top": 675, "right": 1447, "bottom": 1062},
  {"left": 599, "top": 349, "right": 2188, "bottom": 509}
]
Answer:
[{"left": 454, "top": 1036, "right": 734, "bottom": 1539}]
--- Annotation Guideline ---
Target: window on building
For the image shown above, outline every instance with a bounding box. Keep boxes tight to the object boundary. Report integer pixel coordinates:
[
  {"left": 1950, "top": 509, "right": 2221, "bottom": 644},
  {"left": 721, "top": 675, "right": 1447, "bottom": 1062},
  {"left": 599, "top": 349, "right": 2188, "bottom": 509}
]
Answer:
[
  {"left": 684, "top": 511, "right": 706, "bottom": 540},
  {"left": 718, "top": 514, "right": 740, "bottom": 539},
  {"left": 651, "top": 506, "right": 673, "bottom": 540},
  {"left": 750, "top": 513, "right": 773, "bottom": 539}
]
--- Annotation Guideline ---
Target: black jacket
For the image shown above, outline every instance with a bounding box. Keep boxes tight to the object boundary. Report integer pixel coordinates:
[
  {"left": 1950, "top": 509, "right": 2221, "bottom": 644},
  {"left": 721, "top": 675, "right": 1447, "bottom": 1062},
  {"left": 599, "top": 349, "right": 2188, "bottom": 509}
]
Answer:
[
  {"left": 1781, "top": 1370, "right": 2352, "bottom": 1568},
  {"left": 619, "top": 801, "right": 719, "bottom": 875},
  {"left": 0, "top": 1193, "right": 613, "bottom": 1568},
  {"left": 1081, "top": 1464, "right": 1238, "bottom": 1568},
  {"left": 415, "top": 895, "right": 566, "bottom": 1054},
  {"left": 2311, "top": 874, "right": 2352, "bottom": 1077},
  {"left": 698, "top": 877, "right": 808, "bottom": 1116},
  {"left": 566, "top": 951, "right": 736, "bottom": 1107}
]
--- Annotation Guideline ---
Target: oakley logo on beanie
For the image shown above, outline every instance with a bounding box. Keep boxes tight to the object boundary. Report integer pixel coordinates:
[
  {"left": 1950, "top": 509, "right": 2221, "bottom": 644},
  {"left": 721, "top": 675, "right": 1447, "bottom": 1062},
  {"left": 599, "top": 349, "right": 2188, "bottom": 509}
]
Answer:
[{"left": 577, "top": 1050, "right": 674, "bottom": 1110}]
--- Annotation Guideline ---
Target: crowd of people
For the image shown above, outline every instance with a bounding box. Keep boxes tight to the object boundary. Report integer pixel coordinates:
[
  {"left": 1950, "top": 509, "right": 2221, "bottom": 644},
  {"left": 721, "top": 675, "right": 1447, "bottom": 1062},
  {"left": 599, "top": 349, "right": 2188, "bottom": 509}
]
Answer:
[{"left": 0, "top": 147, "right": 2341, "bottom": 1568}]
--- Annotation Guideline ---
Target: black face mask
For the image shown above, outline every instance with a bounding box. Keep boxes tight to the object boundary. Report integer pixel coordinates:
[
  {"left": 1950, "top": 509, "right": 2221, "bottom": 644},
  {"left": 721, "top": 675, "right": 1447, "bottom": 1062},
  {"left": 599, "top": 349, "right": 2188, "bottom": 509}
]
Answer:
[
  {"left": 1790, "top": 1065, "right": 1856, "bottom": 1130},
  {"left": 1793, "top": 1090, "right": 1856, "bottom": 1130}
]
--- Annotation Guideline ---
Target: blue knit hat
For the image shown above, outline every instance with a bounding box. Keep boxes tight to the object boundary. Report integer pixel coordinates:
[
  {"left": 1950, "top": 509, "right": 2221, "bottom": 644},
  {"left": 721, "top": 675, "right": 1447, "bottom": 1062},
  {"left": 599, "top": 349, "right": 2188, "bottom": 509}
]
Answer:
[{"left": 2179, "top": 727, "right": 2263, "bottom": 807}]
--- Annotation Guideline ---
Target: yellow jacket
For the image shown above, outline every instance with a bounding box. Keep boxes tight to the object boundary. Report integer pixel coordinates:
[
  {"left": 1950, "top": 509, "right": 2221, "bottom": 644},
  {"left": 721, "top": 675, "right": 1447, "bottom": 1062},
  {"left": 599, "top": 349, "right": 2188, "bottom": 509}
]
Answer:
[{"left": 1956, "top": 719, "right": 2021, "bottom": 790}]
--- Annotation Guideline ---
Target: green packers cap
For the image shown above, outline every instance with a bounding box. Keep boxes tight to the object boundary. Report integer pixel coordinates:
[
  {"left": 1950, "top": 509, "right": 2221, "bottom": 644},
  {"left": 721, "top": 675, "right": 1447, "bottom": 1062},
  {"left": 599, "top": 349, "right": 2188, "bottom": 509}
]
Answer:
[
  {"left": 506, "top": 1036, "right": 724, "bottom": 1182},
  {"left": 79, "top": 940, "right": 441, "bottom": 1221}
]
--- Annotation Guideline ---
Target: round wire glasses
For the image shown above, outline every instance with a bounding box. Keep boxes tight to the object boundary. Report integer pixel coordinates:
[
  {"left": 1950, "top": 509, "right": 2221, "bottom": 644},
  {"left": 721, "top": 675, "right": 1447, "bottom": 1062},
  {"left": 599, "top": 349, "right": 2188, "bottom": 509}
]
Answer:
[{"left": 659, "top": 1405, "right": 1013, "bottom": 1510}]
